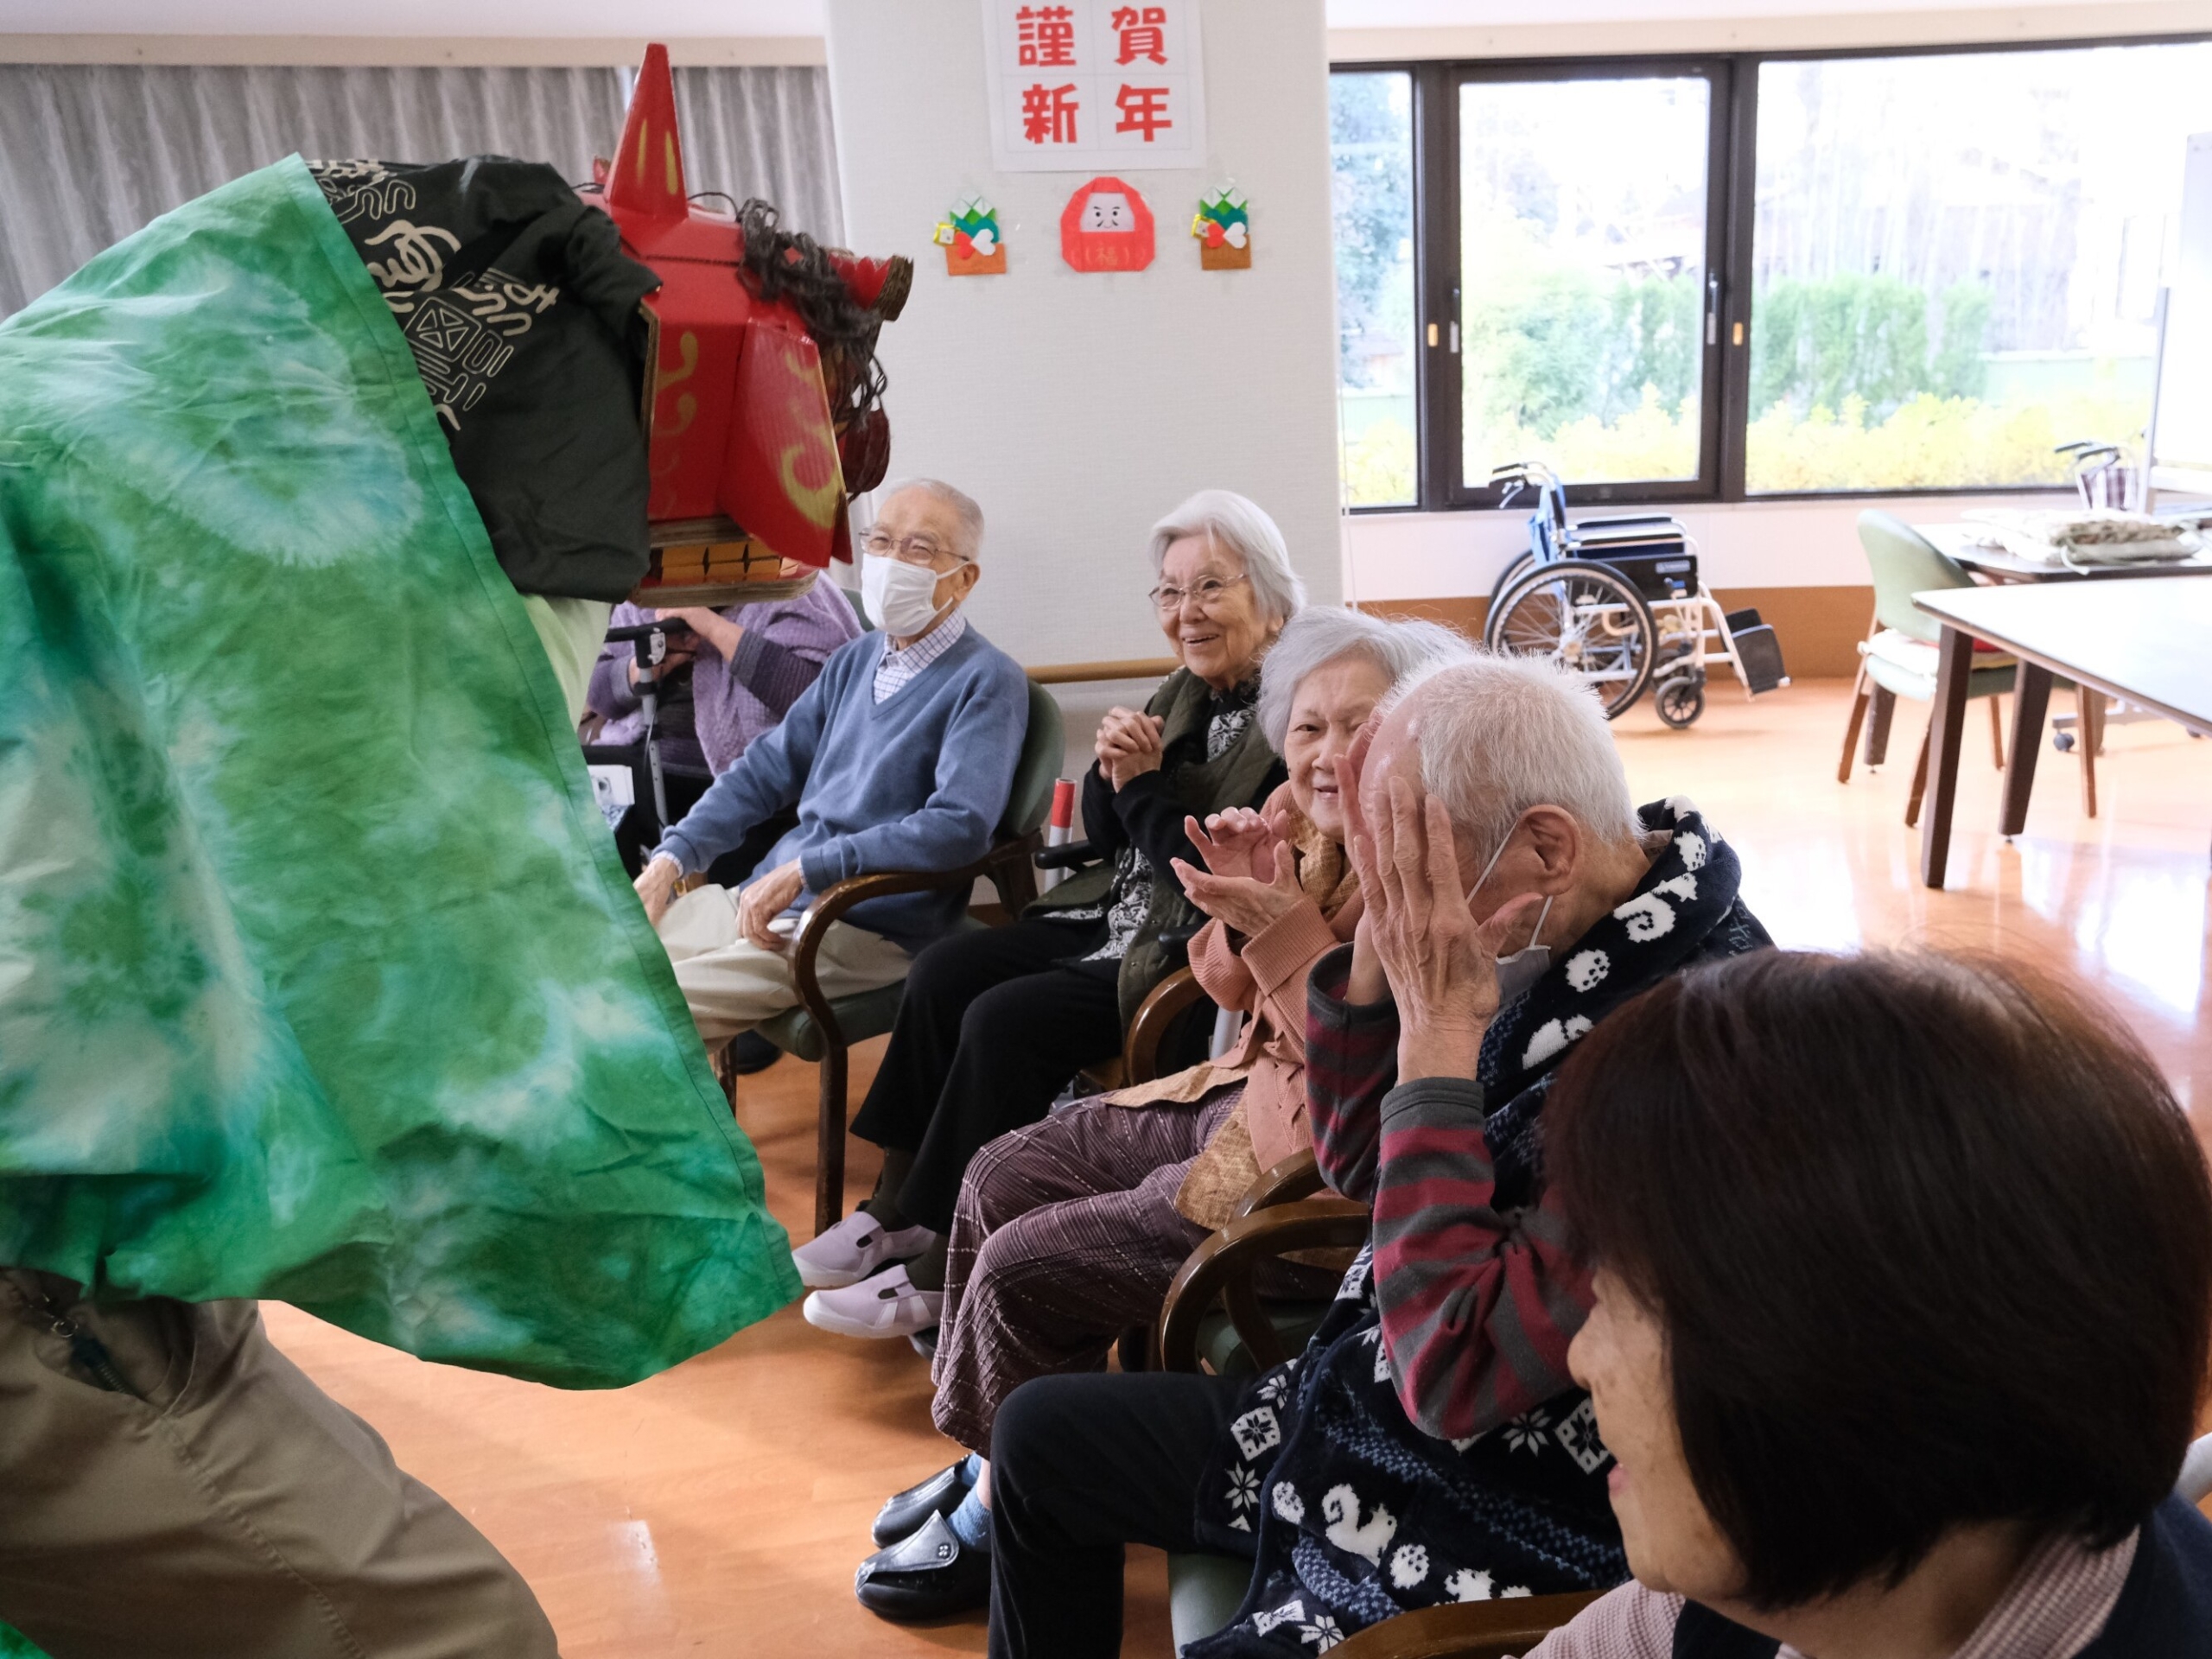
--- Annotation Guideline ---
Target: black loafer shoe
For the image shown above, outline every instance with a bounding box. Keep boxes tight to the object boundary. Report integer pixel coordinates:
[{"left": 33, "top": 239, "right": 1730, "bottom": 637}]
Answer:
[
  {"left": 723, "top": 1031, "right": 782, "bottom": 1076},
  {"left": 855, "top": 1512, "right": 990, "bottom": 1620},
  {"left": 871, "top": 1458, "right": 972, "bottom": 1548}
]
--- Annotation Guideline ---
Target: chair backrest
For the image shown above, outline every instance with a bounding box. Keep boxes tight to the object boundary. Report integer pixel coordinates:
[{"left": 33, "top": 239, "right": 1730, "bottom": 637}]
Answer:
[
  {"left": 998, "top": 678, "right": 1066, "bottom": 839},
  {"left": 1857, "top": 510, "right": 1974, "bottom": 645}
]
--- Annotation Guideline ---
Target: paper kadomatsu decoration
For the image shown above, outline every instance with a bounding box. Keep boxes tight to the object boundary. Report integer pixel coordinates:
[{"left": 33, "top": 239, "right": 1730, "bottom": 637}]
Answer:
[
  {"left": 1193, "top": 185, "right": 1249, "bottom": 269},
  {"left": 983, "top": 1, "right": 1208, "bottom": 173},
  {"left": 937, "top": 197, "right": 1007, "bottom": 275},
  {"left": 1061, "top": 176, "right": 1155, "bottom": 272}
]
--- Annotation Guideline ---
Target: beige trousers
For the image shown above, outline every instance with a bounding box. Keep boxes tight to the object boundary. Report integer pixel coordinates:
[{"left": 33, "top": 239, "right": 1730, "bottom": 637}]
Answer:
[
  {"left": 0, "top": 1273, "right": 557, "bottom": 1659},
  {"left": 657, "top": 883, "right": 912, "bottom": 1043}
]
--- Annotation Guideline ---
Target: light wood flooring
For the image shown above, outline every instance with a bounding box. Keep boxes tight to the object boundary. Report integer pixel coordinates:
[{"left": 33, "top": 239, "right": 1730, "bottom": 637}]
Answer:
[{"left": 264, "top": 677, "right": 2212, "bottom": 1656}]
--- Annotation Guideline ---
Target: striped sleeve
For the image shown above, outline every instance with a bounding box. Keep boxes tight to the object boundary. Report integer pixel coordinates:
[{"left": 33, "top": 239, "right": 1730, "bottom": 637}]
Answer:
[
  {"left": 1305, "top": 944, "right": 1399, "bottom": 1204},
  {"left": 1370, "top": 1077, "right": 1594, "bottom": 1441}
]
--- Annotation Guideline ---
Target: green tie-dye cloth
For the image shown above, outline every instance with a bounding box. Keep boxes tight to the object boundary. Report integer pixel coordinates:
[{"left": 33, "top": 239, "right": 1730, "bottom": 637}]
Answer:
[{"left": 0, "top": 157, "right": 803, "bottom": 1388}]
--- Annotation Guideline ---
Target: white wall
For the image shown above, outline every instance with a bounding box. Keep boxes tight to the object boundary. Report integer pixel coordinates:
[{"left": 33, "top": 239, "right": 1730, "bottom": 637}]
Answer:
[{"left": 825, "top": 0, "right": 1344, "bottom": 670}]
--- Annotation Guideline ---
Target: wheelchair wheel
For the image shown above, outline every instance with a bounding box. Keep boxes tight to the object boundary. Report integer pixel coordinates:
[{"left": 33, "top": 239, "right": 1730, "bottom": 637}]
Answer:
[
  {"left": 1485, "top": 559, "right": 1658, "bottom": 721},
  {"left": 1655, "top": 676, "right": 1706, "bottom": 729},
  {"left": 1490, "top": 549, "right": 1537, "bottom": 607}
]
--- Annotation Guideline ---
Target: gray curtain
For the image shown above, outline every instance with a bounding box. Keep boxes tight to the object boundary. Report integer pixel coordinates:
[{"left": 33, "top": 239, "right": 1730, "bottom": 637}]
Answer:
[{"left": 0, "top": 62, "right": 843, "bottom": 318}]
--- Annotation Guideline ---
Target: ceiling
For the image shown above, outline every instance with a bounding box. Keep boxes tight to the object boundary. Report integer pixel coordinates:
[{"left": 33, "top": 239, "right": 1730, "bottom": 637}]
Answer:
[{"left": 0, "top": 0, "right": 2056, "bottom": 36}]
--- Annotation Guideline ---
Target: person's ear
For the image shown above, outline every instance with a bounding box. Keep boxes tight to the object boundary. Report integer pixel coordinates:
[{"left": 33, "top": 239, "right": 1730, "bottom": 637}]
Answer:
[
  {"left": 940, "top": 560, "right": 980, "bottom": 606},
  {"left": 1521, "top": 805, "right": 1582, "bottom": 894}
]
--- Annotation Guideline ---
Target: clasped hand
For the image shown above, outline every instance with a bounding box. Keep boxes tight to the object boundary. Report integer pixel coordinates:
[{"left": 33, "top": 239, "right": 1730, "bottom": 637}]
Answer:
[
  {"left": 1095, "top": 707, "right": 1166, "bottom": 790},
  {"left": 1338, "top": 719, "right": 1541, "bottom": 1080}
]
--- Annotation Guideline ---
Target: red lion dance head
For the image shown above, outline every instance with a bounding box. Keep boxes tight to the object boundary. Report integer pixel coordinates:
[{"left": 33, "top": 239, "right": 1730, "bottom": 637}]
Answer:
[{"left": 593, "top": 45, "right": 908, "bottom": 597}]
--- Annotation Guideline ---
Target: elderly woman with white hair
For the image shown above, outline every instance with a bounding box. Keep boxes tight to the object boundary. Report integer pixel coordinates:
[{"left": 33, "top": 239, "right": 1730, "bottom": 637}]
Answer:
[
  {"left": 980, "top": 652, "right": 1776, "bottom": 1659},
  {"left": 848, "top": 609, "right": 1472, "bottom": 1620},
  {"left": 801, "top": 490, "right": 1306, "bottom": 1340}
]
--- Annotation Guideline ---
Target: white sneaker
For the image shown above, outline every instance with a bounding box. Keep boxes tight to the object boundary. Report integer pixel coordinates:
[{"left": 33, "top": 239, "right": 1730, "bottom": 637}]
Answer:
[
  {"left": 804, "top": 1263, "right": 945, "bottom": 1340},
  {"left": 791, "top": 1211, "right": 935, "bottom": 1290}
]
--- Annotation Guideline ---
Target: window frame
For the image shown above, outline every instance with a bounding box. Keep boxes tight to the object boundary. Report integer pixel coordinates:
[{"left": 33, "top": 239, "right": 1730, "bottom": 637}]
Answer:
[{"left": 1334, "top": 29, "right": 2212, "bottom": 513}]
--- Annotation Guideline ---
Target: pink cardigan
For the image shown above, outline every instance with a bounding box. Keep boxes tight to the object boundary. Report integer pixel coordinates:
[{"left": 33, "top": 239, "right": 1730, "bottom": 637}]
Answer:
[{"left": 1185, "top": 885, "right": 1359, "bottom": 1171}]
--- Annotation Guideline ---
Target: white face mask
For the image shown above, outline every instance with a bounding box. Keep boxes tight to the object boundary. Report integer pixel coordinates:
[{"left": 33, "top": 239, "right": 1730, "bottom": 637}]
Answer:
[
  {"left": 862, "top": 553, "right": 954, "bottom": 638},
  {"left": 1469, "top": 825, "right": 1554, "bottom": 1006}
]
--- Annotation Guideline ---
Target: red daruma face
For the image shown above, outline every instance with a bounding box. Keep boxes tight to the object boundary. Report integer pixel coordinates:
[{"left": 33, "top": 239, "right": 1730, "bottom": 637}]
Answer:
[{"left": 1061, "top": 175, "right": 1156, "bottom": 273}]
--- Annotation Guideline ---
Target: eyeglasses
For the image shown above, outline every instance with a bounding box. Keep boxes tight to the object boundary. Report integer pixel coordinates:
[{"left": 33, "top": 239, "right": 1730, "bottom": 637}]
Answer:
[
  {"left": 1148, "top": 573, "right": 1250, "bottom": 613},
  {"left": 861, "top": 529, "right": 959, "bottom": 566}
]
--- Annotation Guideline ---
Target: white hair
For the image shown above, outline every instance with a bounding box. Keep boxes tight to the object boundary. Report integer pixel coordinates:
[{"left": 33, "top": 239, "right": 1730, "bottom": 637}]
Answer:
[
  {"left": 1146, "top": 489, "right": 1306, "bottom": 624},
  {"left": 879, "top": 477, "right": 985, "bottom": 562},
  {"left": 1403, "top": 654, "right": 1643, "bottom": 863},
  {"left": 1257, "top": 607, "right": 1476, "bottom": 753}
]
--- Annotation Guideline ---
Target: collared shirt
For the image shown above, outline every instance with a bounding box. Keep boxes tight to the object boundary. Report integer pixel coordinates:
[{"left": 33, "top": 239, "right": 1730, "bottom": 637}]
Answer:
[
  {"left": 873, "top": 610, "right": 969, "bottom": 703},
  {"left": 1528, "top": 1522, "right": 2139, "bottom": 1659}
]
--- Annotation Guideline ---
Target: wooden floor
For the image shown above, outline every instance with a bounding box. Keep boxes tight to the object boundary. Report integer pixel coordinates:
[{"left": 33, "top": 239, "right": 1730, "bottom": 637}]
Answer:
[{"left": 264, "top": 677, "right": 2212, "bottom": 1656}]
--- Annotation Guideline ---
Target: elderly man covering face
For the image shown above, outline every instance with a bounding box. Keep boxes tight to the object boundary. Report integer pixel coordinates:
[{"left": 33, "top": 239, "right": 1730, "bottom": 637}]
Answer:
[{"left": 632, "top": 479, "right": 1028, "bottom": 1041}]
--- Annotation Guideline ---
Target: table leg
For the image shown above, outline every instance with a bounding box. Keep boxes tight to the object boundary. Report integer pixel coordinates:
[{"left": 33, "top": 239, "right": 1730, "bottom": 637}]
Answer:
[
  {"left": 1999, "top": 664, "right": 2052, "bottom": 837},
  {"left": 1920, "top": 624, "right": 1974, "bottom": 889}
]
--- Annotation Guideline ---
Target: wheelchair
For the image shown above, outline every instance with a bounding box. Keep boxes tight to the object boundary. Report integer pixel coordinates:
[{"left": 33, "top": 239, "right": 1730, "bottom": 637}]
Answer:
[
  {"left": 582, "top": 616, "right": 791, "bottom": 880},
  {"left": 1482, "top": 461, "right": 1789, "bottom": 727}
]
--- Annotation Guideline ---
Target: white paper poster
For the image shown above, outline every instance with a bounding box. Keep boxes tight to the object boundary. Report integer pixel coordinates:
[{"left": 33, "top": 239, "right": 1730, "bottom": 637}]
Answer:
[{"left": 982, "top": 1, "right": 1209, "bottom": 173}]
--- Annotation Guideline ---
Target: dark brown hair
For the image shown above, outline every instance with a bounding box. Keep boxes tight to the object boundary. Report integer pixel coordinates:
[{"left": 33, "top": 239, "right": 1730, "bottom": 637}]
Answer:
[{"left": 1547, "top": 949, "right": 2212, "bottom": 1609}]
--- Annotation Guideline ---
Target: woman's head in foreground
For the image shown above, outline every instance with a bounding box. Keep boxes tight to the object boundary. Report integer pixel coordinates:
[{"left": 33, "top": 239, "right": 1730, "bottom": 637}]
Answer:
[{"left": 1550, "top": 949, "right": 2212, "bottom": 1612}]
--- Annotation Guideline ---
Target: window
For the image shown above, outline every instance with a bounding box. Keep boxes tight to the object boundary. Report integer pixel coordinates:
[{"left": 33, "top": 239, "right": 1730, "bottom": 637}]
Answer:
[
  {"left": 1457, "top": 72, "right": 1718, "bottom": 494},
  {"left": 1747, "top": 44, "right": 2212, "bottom": 493},
  {"left": 1331, "top": 70, "right": 1418, "bottom": 507},
  {"left": 1332, "top": 34, "right": 2212, "bottom": 510}
]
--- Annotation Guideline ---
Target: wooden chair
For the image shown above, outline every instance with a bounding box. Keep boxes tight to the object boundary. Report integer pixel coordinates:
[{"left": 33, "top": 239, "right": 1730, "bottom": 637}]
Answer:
[
  {"left": 732, "top": 678, "right": 1065, "bottom": 1236},
  {"left": 1156, "top": 1147, "right": 1358, "bottom": 1375},
  {"left": 1328, "top": 1593, "right": 1607, "bottom": 1659},
  {"left": 1078, "top": 953, "right": 1216, "bottom": 1097}
]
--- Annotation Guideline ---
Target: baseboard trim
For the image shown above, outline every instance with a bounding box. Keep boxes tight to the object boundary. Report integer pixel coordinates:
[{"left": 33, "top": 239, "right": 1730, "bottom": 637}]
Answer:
[{"left": 1357, "top": 585, "right": 1873, "bottom": 683}]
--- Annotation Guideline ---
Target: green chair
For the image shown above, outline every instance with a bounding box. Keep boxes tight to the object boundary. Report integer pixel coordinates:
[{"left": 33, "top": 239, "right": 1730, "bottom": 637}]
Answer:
[
  {"left": 1838, "top": 511, "right": 2021, "bottom": 827},
  {"left": 741, "top": 677, "right": 1065, "bottom": 1236}
]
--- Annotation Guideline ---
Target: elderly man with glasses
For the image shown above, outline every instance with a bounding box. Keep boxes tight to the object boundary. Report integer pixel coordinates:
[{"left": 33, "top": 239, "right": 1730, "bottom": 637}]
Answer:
[{"left": 632, "top": 478, "right": 1029, "bottom": 1056}]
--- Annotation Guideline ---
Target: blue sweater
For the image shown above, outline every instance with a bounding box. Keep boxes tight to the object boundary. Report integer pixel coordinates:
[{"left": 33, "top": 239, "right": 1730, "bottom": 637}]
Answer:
[{"left": 654, "top": 621, "right": 1029, "bottom": 953}]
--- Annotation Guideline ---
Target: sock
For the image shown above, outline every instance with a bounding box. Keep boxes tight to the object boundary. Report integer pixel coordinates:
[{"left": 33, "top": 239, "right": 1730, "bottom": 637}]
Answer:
[
  {"left": 904, "top": 1233, "right": 950, "bottom": 1293},
  {"left": 960, "top": 1452, "right": 985, "bottom": 1485},
  {"left": 860, "top": 1149, "right": 918, "bottom": 1230},
  {"left": 946, "top": 1484, "right": 991, "bottom": 1552}
]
